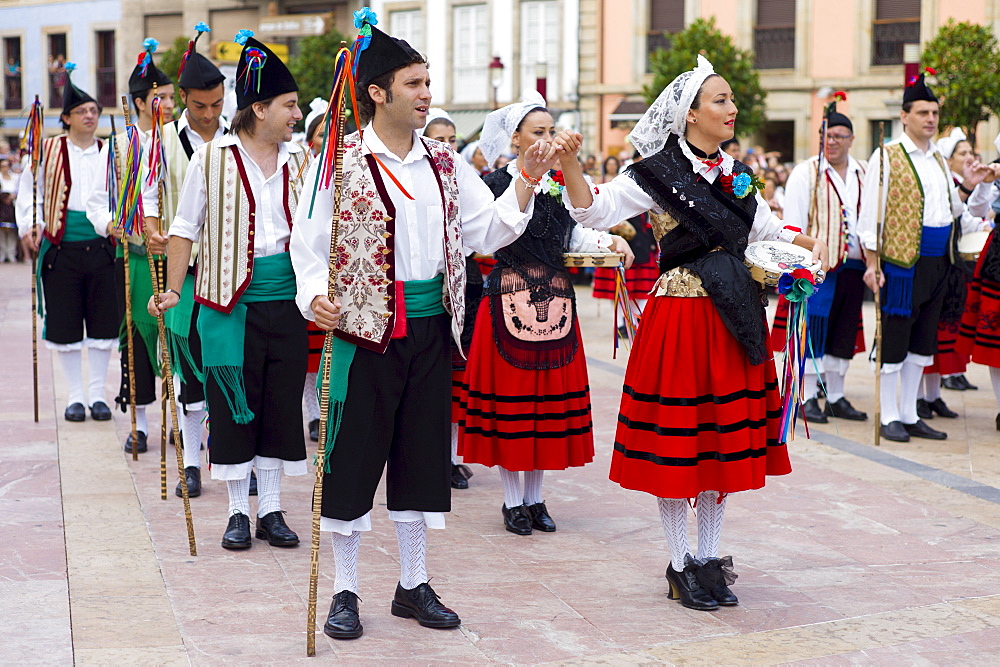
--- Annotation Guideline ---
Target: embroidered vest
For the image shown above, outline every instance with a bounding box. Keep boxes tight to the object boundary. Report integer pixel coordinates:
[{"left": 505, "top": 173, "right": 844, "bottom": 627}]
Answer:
[
  {"left": 195, "top": 140, "right": 307, "bottom": 313},
  {"left": 159, "top": 121, "right": 190, "bottom": 231},
  {"left": 330, "top": 134, "right": 465, "bottom": 353},
  {"left": 804, "top": 157, "right": 866, "bottom": 271},
  {"left": 41, "top": 135, "right": 102, "bottom": 243},
  {"left": 882, "top": 143, "right": 951, "bottom": 268}
]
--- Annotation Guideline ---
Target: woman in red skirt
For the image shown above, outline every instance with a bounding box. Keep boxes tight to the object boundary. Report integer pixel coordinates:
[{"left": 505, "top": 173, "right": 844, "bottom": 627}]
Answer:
[
  {"left": 558, "top": 56, "right": 828, "bottom": 610},
  {"left": 591, "top": 211, "right": 659, "bottom": 333},
  {"left": 958, "top": 226, "right": 1000, "bottom": 429},
  {"left": 459, "top": 92, "right": 633, "bottom": 535}
]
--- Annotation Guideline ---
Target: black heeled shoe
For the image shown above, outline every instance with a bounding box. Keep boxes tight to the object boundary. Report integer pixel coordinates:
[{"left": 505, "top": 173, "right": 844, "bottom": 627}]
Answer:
[
  {"left": 665, "top": 556, "right": 718, "bottom": 611},
  {"left": 694, "top": 556, "right": 739, "bottom": 606}
]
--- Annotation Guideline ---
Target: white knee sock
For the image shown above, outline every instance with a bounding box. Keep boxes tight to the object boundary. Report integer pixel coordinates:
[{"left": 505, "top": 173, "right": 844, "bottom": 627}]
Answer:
[
  {"left": 991, "top": 367, "right": 1000, "bottom": 411},
  {"left": 133, "top": 405, "right": 148, "bottom": 435},
  {"left": 395, "top": 519, "right": 428, "bottom": 590},
  {"left": 657, "top": 497, "right": 690, "bottom": 571},
  {"left": 825, "top": 369, "right": 846, "bottom": 403},
  {"left": 451, "top": 423, "right": 459, "bottom": 464},
  {"left": 695, "top": 491, "right": 727, "bottom": 561},
  {"left": 899, "top": 361, "right": 924, "bottom": 424},
  {"left": 181, "top": 407, "right": 205, "bottom": 468},
  {"left": 86, "top": 347, "right": 112, "bottom": 406},
  {"left": 499, "top": 467, "right": 523, "bottom": 509},
  {"left": 923, "top": 372, "right": 942, "bottom": 401},
  {"left": 303, "top": 373, "right": 320, "bottom": 422},
  {"left": 331, "top": 531, "right": 361, "bottom": 594},
  {"left": 59, "top": 349, "right": 85, "bottom": 406},
  {"left": 880, "top": 369, "right": 900, "bottom": 425},
  {"left": 256, "top": 467, "right": 282, "bottom": 517},
  {"left": 803, "top": 369, "right": 819, "bottom": 400},
  {"left": 522, "top": 470, "right": 544, "bottom": 505},
  {"left": 227, "top": 471, "right": 251, "bottom": 516}
]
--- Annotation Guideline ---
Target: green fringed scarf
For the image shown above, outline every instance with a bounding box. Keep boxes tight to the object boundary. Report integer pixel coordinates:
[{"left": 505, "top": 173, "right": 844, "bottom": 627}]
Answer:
[
  {"left": 117, "top": 242, "right": 160, "bottom": 374},
  {"left": 197, "top": 252, "right": 297, "bottom": 424},
  {"left": 165, "top": 272, "right": 201, "bottom": 385},
  {"left": 317, "top": 275, "right": 446, "bottom": 471}
]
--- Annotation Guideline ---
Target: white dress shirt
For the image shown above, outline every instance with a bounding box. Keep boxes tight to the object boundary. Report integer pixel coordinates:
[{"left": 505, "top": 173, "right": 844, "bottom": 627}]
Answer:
[
  {"left": 16, "top": 136, "right": 104, "bottom": 237},
  {"left": 568, "top": 138, "right": 799, "bottom": 245},
  {"left": 291, "top": 126, "right": 534, "bottom": 320},
  {"left": 857, "top": 133, "right": 994, "bottom": 252},
  {"left": 85, "top": 128, "right": 151, "bottom": 237},
  {"left": 783, "top": 155, "right": 866, "bottom": 260},
  {"left": 176, "top": 108, "right": 228, "bottom": 152},
  {"left": 168, "top": 134, "right": 304, "bottom": 258}
]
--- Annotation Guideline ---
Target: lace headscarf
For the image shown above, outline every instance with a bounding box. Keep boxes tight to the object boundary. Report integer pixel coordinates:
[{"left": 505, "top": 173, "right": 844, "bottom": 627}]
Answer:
[
  {"left": 424, "top": 108, "right": 454, "bottom": 130},
  {"left": 479, "top": 89, "right": 547, "bottom": 168},
  {"left": 303, "top": 97, "right": 329, "bottom": 139},
  {"left": 628, "top": 55, "right": 717, "bottom": 158},
  {"left": 937, "top": 126, "right": 966, "bottom": 160}
]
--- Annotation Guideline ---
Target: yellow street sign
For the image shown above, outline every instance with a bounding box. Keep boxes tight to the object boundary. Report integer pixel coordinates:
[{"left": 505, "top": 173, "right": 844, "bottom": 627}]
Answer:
[{"left": 213, "top": 41, "right": 290, "bottom": 63}]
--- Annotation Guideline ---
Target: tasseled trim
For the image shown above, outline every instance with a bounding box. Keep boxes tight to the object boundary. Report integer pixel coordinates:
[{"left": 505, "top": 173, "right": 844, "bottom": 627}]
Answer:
[{"left": 204, "top": 366, "right": 254, "bottom": 424}]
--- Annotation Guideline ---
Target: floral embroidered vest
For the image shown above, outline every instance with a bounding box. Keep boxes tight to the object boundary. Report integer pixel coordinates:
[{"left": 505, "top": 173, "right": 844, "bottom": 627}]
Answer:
[
  {"left": 195, "top": 140, "right": 307, "bottom": 313},
  {"left": 882, "top": 143, "right": 951, "bottom": 269},
  {"left": 41, "top": 135, "right": 102, "bottom": 243},
  {"left": 331, "top": 134, "right": 465, "bottom": 353}
]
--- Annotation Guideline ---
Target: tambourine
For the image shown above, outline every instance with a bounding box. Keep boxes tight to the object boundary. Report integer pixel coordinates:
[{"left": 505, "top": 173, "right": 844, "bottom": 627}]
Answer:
[
  {"left": 958, "top": 230, "right": 990, "bottom": 262},
  {"left": 744, "top": 241, "right": 824, "bottom": 286},
  {"left": 563, "top": 252, "right": 625, "bottom": 268}
]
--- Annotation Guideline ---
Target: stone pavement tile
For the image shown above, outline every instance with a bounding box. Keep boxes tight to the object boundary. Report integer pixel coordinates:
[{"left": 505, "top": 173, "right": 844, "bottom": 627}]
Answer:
[
  {"left": 480, "top": 528, "right": 623, "bottom": 567},
  {"left": 462, "top": 617, "right": 620, "bottom": 663},
  {"left": 75, "top": 646, "right": 188, "bottom": 666},
  {"left": 0, "top": 520, "right": 68, "bottom": 581},
  {"left": 449, "top": 580, "right": 583, "bottom": 624},
  {"left": 875, "top": 560, "right": 1000, "bottom": 602},
  {"left": 70, "top": 595, "right": 184, "bottom": 650},
  {"left": 0, "top": 580, "right": 72, "bottom": 663}
]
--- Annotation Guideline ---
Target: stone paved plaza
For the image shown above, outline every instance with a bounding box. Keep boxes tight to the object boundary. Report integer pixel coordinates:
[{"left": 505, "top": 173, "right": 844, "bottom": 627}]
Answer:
[{"left": 3, "top": 259, "right": 1000, "bottom": 664}]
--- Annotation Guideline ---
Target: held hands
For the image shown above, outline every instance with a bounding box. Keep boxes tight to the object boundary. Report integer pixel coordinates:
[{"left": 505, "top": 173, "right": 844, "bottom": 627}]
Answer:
[
  {"left": 522, "top": 140, "right": 563, "bottom": 181},
  {"left": 148, "top": 290, "right": 179, "bottom": 317},
  {"left": 609, "top": 235, "right": 635, "bottom": 269},
  {"left": 554, "top": 130, "right": 583, "bottom": 168},
  {"left": 962, "top": 159, "right": 996, "bottom": 187},
  {"left": 312, "top": 295, "right": 343, "bottom": 331}
]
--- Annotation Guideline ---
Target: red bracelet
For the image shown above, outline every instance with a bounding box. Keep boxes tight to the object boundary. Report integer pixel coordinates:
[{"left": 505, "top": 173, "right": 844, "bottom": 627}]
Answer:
[{"left": 519, "top": 168, "right": 541, "bottom": 187}]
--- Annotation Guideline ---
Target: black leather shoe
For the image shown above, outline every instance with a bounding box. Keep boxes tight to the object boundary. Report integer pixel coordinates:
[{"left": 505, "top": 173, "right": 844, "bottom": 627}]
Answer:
[
  {"left": 324, "top": 590, "right": 363, "bottom": 639},
  {"left": 308, "top": 419, "right": 319, "bottom": 443},
  {"left": 249, "top": 470, "right": 258, "bottom": 496},
  {"left": 694, "top": 556, "right": 739, "bottom": 606},
  {"left": 255, "top": 511, "right": 299, "bottom": 547},
  {"left": 880, "top": 421, "right": 910, "bottom": 442},
  {"left": 957, "top": 374, "right": 978, "bottom": 391},
  {"left": 904, "top": 420, "right": 947, "bottom": 440},
  {"left": 996, "top": 413, "right": 1000, "bottom": 432},
  {"left": 941, "top": 375, "right": 966, "bottom": 391},
  {"left": 502, "top": 504, "right": 532, "bottom": 535},
  {"left": 391, "top": 582, "right": 461, "bottom": 628},
  {"left": 916, "top": 398, "right": 934, "bottom": 420},
  {"left": 90, "top": 401, "right": 112, "bottom": 421},
  {"left": 526, "top": 501, "right": 557, "bottom": 532},
  {"left": 824, "top": 397, "right": 868, "bottom": 421},
  {"left": 124, "top": 431, "right": 148, "bottom": 454},
  {"left": 64, "top": 402, "right": 86, "bottom": 422},
  {"left": 221, "top": 512, "right": 252, "bottom": 549},
  {"left": 927, "top": 398, "right": 958, "bottom": 419},
  {"left": 450, "top": 464, "right": 469, "bottom": 490},
  {"left": 175, "top": 466, "right": 201, "bottom": 498},
  {"left": 665, "top": 558, "right": 719, "bottom": 611},
  {"left": 802, "top": 398, "right": 828, "bottom": 424}
]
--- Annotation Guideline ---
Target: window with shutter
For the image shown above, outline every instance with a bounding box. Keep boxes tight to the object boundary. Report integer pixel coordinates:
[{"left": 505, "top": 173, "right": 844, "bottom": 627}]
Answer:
[
  {"left": 48, "top": 33, "right": 68, "bottom": 110},
  {"left": 4, "top": 37, "right": 22, "bottom": 111},
  {"left": 390, "top": 9, "right": 425, "bottom": 55},
  {"left": 872, "top": 0, "right": 920, "bottom": 65},
  {"left": 754, "top": 0, "right": 795, "bottom": 69},
  {"left": 646, "top": 0, "right": 684, "bottom": 71},
  {"left": 95, "top": 31, "right": 116, "bottom": 109},
  {"left": 452, "top": 4, "right": 489, "bottom": 104},
  {"left": 143, "top": 14, "right": 185, "bottom": 51},
  {"left": 520, "top": 0, "right": 560, "bottom": 101},
  {"left": 208, "top": 9, "right": 261, "bottom": 50}
]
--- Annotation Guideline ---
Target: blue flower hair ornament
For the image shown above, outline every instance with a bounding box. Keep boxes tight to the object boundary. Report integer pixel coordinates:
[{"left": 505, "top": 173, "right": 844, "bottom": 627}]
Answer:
[
  {"left": 142, "top": 38, "right": 159, "bottom": 53},
  {"left": 234, "top": 29, "right": 254, "bottom": 46},
  {"left": 354, "top": 7, "right": 378, "bottom": 29},
  {"left": 352, "top": 7, "right": 377, "bottom": 58},
  {"left": 64, "top": 62, "right": 77, "bottom": 74},
  {"left": 195, "top": 21, "right": 211, "bottom": 34}
]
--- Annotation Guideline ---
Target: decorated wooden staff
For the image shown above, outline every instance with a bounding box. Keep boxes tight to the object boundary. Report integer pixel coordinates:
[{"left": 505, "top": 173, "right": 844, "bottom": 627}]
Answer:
[
  {"left": 149, "top": 83, "right": 168, "bottom": 500},
  {"left": 873, "top": 121, "right": 886, "bottom": 446},
  {"left": 146, "top": 93, "right": 197, "bottom": 552},
  {"left": 306, "top": 43, "right": 354, "bottom": 657},
  {"left": 115, "top": 99, "right": 142, "bottom": 461},
  {"left": 22, "top": 96, "right": 43, "bottom": 423}
]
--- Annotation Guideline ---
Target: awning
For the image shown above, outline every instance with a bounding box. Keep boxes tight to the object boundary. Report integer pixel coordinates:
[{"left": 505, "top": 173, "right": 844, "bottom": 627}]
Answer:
[
  {"left": 609, "top": 99, "right": 648, "bottom": 128},
  {"left": 449, "top": 109, "right": 492, "bottom": 141}
]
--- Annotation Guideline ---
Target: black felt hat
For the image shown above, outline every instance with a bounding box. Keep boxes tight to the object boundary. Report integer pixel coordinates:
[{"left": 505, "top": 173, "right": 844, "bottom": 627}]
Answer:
[
  {"left": 352, "top": 8, "right": 421, "bottom": 87},
  {"left": 234, "top": 31, "right": 297, "bottom": 110},
  {"left": 61, "top": 63, "right": 98, "bottom": 115},
  {"left": 128, "top": 38, "right": 173, "bottom": 96},
  {"left": 903, "top": 68, "right": 939, "bottom": 105},
  {"left": 178, "top": 22, "right": 225, "bottom": 90}
]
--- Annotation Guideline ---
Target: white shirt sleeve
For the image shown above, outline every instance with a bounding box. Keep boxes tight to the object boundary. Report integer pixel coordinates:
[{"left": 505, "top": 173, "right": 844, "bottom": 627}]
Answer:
[
  {"left": 966, "top": 181, "right": 997, "bottom": 218},
  {"left": 290, "top": 160, "right": 333, "bottom": 321},
  {"left": 780, "top": 160, "right": 814, "bottom": 233},
  {"left": 454, "top": 159, "right": 534, "bottom": 255},
  {"left": 749, "top": 195, "right": 797, "bottom": 243},
  {"left": 14, "top": 155, "right": 39, "bottom": 237},
  {"left": 566, "top": 172, "right": 657, "bottom": 231},
  {"left": 84, "top": 141, "right": 113, "bottom": 237},
  {"left": 857, "top": 147, "right": 889, "bottom": 252},
  {"left": 567, "top": 224, "right": 613, "bottom": 253},
  {"left": 168, "top": 146, "right": 207, "bottom": 243}
]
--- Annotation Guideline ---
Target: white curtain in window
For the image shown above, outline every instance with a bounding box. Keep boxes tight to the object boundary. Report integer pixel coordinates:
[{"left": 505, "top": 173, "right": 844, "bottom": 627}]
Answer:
[
  {"left": 452, "top": 4, "right": 489, "bottom": 104},
  {"left": 390, "top": 9, "right": 425, "bottom": 55},
  {"left": 520, "top": 0, "right": 560, "bottom": 102}
]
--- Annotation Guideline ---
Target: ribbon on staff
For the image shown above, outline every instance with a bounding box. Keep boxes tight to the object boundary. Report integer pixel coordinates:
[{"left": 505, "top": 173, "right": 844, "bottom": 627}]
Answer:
[
  {"left": 612, "top": 263, "right": 642, "bottom": 359},
  {"left": 776, "top": 269, "right": 818, "bottom": 443},
  {"left": 21, "top": 96, "right": 43, "bottom": 168},
  {"left": 146, "top": 96, "right": 167, "bottom": 190},
  {"left": 113, "top": 125, "right": 145, "bottom": 238}
]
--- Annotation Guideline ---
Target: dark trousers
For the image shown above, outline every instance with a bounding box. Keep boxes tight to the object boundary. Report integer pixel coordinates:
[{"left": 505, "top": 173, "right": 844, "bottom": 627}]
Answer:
[
  {"left": 114, "top": 255, "right": 162, "bottom": 408},
  {"left": 825, "top": 265, "right": 865, "bottom": 360},
  {"left": 882, "top": 256, "right": 949, "bottom": 364},
  {"left": 205, "top": 300, "right": 308, "bottom": 465},
  {"left": 40, "top": 238, "right": 118, "bottom": 344},
  {"left": 321, "top": 315, "right": 452, "bottom": 522},
  {"left": 177, "top": 300, "right": 205, "bottom": 407}
]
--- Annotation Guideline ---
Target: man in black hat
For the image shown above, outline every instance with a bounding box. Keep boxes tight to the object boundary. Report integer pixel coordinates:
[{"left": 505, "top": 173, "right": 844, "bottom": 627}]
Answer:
[
  {"left": 86, "top": 38, "right": 176, "bottom": 455},
  {"left": 859, "top": 69, "right": 997, "bottom": 442},
  {"left": 17, "top": 64, "right": 117, "bottom": 423},
  {"left": 150, "top": 30, "right": 308, "bottom": 551},
  {"left": 290, "top": 8, "right": 561, "bottom": 640},
  {"left": 783, "top": 99, "right": 869, "bottom": 424},
  {"left": 142, "top": 22, "right": 229, "bottom": 498}
]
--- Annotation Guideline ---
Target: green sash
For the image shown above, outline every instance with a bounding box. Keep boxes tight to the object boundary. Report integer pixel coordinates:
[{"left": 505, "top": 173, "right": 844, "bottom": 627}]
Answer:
[
  {"left": 165, "top": 272, "right": 199, "bottom": 385},
  {"left": 35, "top": 210, "right": 101, "bottom": 321},
  {"left": 119, "top": 249, "right": 160, "bottom": 374},
  {"left": 198, "top": 253, "right": 297, "bottom": 424}
]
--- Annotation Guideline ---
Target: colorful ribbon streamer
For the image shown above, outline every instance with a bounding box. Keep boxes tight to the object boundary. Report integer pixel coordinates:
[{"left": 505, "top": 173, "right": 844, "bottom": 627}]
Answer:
[
  {"left": 20, "top": 96, "right": 43, "bottom": 170},
  {"left": 776, "top": 270, "right": 817, "bottom": 443},
  {"left": 612, "top": 263, "right": 642, "bottom": 359},
  {"left": 113, "top": 124, "right": 145, "bottom": 238}
]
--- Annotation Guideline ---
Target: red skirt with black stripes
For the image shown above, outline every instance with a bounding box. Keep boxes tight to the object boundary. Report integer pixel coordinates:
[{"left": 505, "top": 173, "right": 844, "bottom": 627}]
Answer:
[
  {"left": 958, "top": 232, "right": 1000, "bottom": 367},
  {"left": 457, "top": 300, "right": 595, "bottom": 471},
  {"left": 306, "top": 321, "right": 325, "bottom": 373},
  {"left": 591, "top": 258, "right": 660, "bottom": 300},
  {"left": 611, "top": 295, "right": 791, "bottom": 499}
]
